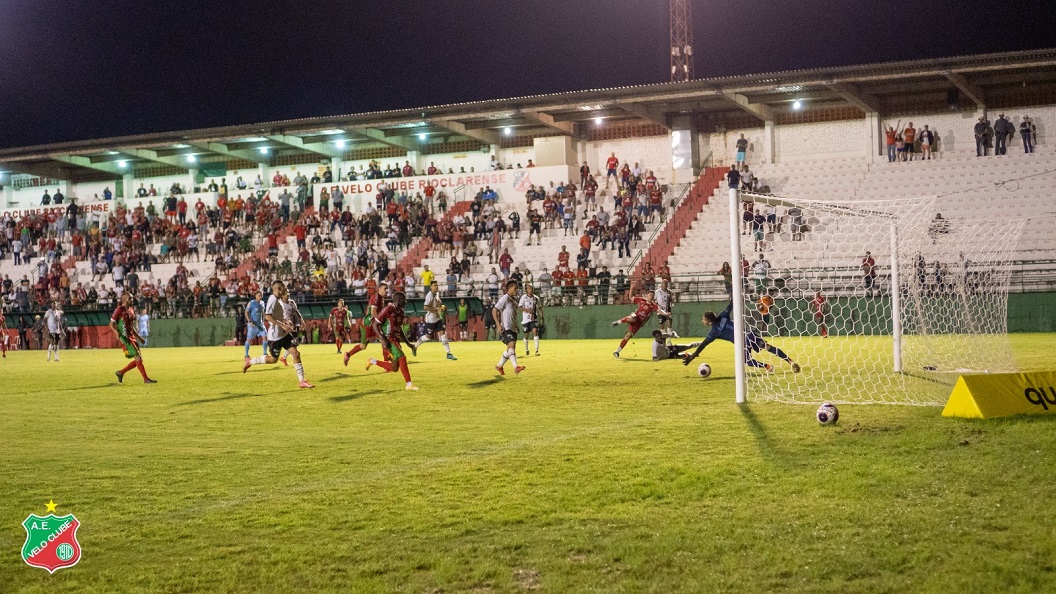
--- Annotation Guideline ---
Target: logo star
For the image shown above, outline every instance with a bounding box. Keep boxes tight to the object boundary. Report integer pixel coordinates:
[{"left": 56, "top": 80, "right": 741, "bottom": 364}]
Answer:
[{"left": 45, "top": 500, "right": 57, "bottom": 513}]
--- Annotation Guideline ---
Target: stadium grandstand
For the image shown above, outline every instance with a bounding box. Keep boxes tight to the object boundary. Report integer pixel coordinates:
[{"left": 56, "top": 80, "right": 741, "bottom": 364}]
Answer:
[{"left": 2, "top": 48, "right": 1056, "bottom": 347}]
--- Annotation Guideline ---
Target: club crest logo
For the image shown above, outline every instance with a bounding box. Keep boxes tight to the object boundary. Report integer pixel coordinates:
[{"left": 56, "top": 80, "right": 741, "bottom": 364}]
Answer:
[
  {"left": 22, "top": 501, "right": 81, "bottom": 573},
  {"left": 513, "top": 171, "right": 533, "bottom": 193}
]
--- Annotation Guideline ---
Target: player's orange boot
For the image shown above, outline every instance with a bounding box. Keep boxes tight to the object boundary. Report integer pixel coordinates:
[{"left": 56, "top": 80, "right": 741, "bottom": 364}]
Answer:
[
  {"left": 514, "top": 365, "right": 526, "bottom": 375},
  {"left": 280, "top": 356, "right": 289, "bottom": 367},
  {"left": 298, "top": 380, "right": 315, "bottom": 389},
  {"left": 495, "top": 365, "right": 505, "bottom": 376},
  {"left": 243, "top": 357, "right": 251, "bottom": 374}
]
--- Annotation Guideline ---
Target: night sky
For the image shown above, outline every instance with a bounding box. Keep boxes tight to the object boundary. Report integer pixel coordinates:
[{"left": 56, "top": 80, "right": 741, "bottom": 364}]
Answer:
[{"left": 3, "top": 0, "right": 1055, "bottom": 149}]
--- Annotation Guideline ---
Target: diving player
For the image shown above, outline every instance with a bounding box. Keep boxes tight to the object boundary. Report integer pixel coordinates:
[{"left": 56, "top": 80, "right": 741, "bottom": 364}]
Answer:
[{"left": 682, "top": 301, "right": 801, "bottom": 373}]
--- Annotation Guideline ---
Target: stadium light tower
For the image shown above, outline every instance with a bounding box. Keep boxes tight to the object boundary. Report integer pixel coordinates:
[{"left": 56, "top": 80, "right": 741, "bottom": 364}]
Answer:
[{"left": 670, "top": 0, "right": 693, "bottom": 82}]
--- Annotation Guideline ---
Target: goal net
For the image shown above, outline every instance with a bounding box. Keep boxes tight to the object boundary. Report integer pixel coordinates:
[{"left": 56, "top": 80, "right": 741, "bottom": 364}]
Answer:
[{"left": 731, "top": 191, "right": 1024, "bottom": 406}]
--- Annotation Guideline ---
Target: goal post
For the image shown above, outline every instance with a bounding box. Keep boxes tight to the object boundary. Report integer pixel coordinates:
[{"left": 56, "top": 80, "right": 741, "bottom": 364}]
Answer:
[{"left": 728, "top": 190, "right": 1024, "bottom": 406}]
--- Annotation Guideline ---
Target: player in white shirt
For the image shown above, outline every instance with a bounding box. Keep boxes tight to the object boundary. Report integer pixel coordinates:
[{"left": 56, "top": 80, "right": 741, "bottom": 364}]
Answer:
[
  {"left": 44, "top": 302, "right": 64, "bottom": 362},
  {"left": 651, "top": 329, "right": 699, "bottom": 361},
  {"left": 493, "top": 280, "right": 524, "bottom": 375},
  {"left": 517, "top": 284, "right": 542, "bottom": 357},
  {"left": 242, "top": 280, "right": 314, "bottom": 388},
  {"left": 413, "top": 281, "right": 457, "bottom": 360},
  {"left": 654, "top": 279, "right": 674, "bottom": 336}
]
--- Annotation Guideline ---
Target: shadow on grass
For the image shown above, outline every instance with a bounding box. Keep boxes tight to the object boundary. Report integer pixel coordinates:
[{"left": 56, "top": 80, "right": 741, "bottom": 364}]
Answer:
[
  {"left": 739, "top": 402, "right": 782, "bottom": 462},
  {"left": 9, "top": 383, "right": 115, "bottom": 396},
  {"left": 315, "top": 374, "right": 375, "bottom": 383},
  {"left": 467, "top": 378, "right": 505, "bottom": 388},
  {"left": 175, "top": 392, "right": 263, "bottom": 406},
  {"left": 329, "top": 389, "right": 384, "bottom": 403}
]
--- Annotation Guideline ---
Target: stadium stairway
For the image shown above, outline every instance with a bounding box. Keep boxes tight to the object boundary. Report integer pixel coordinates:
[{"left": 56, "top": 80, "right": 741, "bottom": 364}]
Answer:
[
  {"left": 393, "top": 200, "right": 474, "bottom": 276},
  {"left": 413, "top": 185, "right": 691, "bottom": 291},
  {"left": 231, "top": 218, "right": 297, "bottom": 280},
  {"left": 630, "top": 167, "right": 725, "bottom": 280}
]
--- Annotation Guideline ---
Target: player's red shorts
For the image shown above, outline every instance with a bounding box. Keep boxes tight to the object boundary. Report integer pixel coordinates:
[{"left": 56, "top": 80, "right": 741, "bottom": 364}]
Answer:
[{"left": 626, "top": 317, "right": 645, "bottom": 336}]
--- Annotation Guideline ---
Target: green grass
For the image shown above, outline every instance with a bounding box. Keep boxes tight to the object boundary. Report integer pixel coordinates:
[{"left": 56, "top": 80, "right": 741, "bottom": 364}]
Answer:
[{"left": 3, "top": 334, "right": 1056, "bottom": 592}]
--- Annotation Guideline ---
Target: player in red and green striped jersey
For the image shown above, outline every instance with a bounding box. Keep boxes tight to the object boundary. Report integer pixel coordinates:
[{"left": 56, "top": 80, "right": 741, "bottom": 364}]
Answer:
[{"left": 110, "top": 294, "right": 157, "bottom": 384}]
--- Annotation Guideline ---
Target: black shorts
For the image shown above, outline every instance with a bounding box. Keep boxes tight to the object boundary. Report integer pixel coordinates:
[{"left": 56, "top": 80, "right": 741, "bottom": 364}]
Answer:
[
  {"left": 657, "top": 315, "right": 671, "bottom": 324},
  {"left": 485, "top": 319, "right": 496, "bottom": 328},
  {"left": 522, "top": 321, "right": 537, "bottom": 333},
  {"left": 426, "top": 320, "right": 445, "bottom": 335},
  {"left": 268, "top": 334, "right": 299, "bottom": 358},
  {"left": 500, "top": 330, "right": 518, "bottom": 344},
  {"left": 49, "top": 333, "right": 61, "bottom": 343},
  {"left": 458, "top": 321, "right": 468, "bottom": 330}
]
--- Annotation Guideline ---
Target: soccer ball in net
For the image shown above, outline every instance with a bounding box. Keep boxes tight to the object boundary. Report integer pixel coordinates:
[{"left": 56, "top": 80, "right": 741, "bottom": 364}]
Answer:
[
  {"left": 816, "top": 403, "right": 839, "bottom": 425},
  {"left": 697, "top": 363, "right": 712, "bottom": 378}
]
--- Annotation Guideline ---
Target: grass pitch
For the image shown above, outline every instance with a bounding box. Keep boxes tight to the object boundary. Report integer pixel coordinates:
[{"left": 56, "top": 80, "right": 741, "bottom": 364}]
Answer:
[{"left": 2, "top": 334, "right": 1056, "bottom": 593}]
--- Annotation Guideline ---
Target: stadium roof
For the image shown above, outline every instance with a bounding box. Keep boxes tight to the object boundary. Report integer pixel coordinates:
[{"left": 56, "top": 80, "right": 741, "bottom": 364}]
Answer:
[{"left": 3, "top": 48, "right": 1056, "bottom": 182}]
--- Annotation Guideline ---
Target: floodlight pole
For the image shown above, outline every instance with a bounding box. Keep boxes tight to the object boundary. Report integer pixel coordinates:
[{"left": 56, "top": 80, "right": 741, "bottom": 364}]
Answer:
[
  {"left": 890, "top": 221, "right": 903, "bottom": 373},
  {"left": 729, "top": 187, "right": 747, "bottom": 403}
]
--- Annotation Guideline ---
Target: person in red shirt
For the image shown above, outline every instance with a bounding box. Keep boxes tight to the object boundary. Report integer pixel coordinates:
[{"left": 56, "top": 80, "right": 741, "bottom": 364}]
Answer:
[
  {"left": 648, "top": 188, "right": 664, "bottom": 223},
  {"left": 366, "top": 291, "right": 419, "bottom": 391},
  {"left": 344, "top": 283, "right": 395, "bottom": 365},
  {"left": 330, "top": 298, "right": 351, "bottom": 353},
  {"left": 657, "top": 262, "right": 671, "bottom": 283},
  {"left": 109, "top": 293, "right": 156, "bottom": 384},
  {"left": 177, "top": 197, "right": 188, "bottom": 224},
  {"left": 293, "top": 223, "right": 307, "bottom": 249},
  {"left": 611, "top": 289, "right": 669, "bottom": 357},
  {"left": 557, "top": 246, "right": 570, "bottom": 268},
  {"left": 812, "top": 291, "right": 829, "bottom": 338},
  {"left": 605, "top": 152, "right": 619, "bottom": 186},
  {"left": 884, "top": 122, "right": 900, "bottom": 162}
]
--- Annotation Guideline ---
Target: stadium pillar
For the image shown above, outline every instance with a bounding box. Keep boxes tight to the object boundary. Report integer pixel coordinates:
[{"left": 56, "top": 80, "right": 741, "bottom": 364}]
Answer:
[
  {"left": 2, "top": 183, "right": 12, "bottom": 206},
  {"left": 187, "top": 168, "right": 198, "bottom": 193},
  {"left": 122, "top": 173, "right": 134, "bottom": 201},
  {"left": 866, "top": 112, "right": 883, "bottom": 163},
  {"left": 670, "top": 115, "right": 698, "bottom": 184},
  {"left": 405, "top": 151, "right": 421, "bottom": 174},
  {"left": 257, "top": 163, "right": 268, "bottom": 188},
  {"left": 330, "top": 157, "right": 342, "bottom": 181},
  {"left": 762, "top": 121, "right": 775, "bottom": 164}
]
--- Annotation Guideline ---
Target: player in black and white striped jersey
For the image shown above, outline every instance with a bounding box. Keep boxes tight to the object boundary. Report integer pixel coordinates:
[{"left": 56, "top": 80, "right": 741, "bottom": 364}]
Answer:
[
  {"left": 517, "top": 284, "right": 542, "bottom": 357},
  {"left": 243, "top": 280, "right": 314, "bottom": 388},
  {"left": 493, "top": 280, "right": 524, "bottom": 376}
]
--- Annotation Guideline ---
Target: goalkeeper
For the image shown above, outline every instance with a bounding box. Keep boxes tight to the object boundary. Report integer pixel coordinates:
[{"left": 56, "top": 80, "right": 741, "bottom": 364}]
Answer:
[{"left": 683, "top": 302, "right": 801, "bottom": 373}]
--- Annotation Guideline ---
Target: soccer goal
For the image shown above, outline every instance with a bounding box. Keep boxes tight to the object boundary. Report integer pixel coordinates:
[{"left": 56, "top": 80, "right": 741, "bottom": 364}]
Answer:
[{"left": 727, "top": 189, "right": 1025, "bottom": 406}]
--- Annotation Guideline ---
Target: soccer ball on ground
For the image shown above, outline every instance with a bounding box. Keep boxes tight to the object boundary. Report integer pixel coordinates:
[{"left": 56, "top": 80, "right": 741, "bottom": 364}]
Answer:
[
  {"left": 816, "top": 402, "right": 839, "bottom": 425},
  {"left": 697, "top": 363, "right": 712, "bottom": 378}
]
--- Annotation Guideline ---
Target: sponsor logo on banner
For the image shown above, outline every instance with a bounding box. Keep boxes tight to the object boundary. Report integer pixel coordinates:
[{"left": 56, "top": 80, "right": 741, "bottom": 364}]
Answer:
[{"left": 943, "top": 371, "right": 1056, "bottom": 419}]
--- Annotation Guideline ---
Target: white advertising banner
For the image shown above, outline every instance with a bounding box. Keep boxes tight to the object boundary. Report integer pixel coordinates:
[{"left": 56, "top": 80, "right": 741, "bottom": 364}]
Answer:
[{"left": 312, "top": 165, "right": 576, "bottom": 212}]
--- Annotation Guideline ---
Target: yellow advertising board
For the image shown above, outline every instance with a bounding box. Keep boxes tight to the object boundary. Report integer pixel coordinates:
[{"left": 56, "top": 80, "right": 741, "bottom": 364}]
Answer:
[{"left": 942, "top": 371, "right": 1056, "bottom": 419}]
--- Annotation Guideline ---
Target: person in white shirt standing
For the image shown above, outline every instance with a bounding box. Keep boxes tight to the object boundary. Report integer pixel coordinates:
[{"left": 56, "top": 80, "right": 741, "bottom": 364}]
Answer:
[
  {"left": 242, "top": 280, "right": 314, "bottom": 388},
  {"left": 493, "top": 280, "right": 525, "bottom": 375},
  {"left": 44, "top": 302, "right": 64, "bottom": 362},
  {"left": 654, "top": 279, "right": 674, "bottom": 337},
  {"left": 413, "top": 281, "right": 457, "bottom": 360},
  {"left": 518, "top": 283, "right": 542, "bottom": 357}
]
